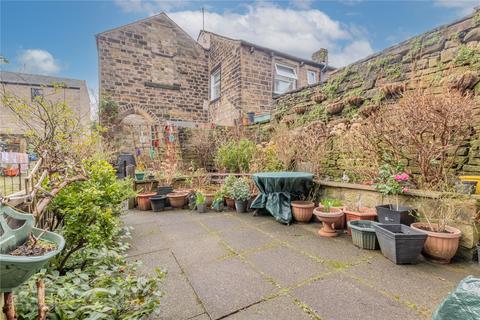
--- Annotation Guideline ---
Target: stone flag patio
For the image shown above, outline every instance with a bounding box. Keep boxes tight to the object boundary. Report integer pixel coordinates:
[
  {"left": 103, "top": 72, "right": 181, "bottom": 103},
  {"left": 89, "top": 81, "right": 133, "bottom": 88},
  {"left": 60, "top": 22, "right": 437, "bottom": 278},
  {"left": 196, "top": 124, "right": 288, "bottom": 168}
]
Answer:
[{"left": 122, "top": 210, "right": 479, "bottom": 320}]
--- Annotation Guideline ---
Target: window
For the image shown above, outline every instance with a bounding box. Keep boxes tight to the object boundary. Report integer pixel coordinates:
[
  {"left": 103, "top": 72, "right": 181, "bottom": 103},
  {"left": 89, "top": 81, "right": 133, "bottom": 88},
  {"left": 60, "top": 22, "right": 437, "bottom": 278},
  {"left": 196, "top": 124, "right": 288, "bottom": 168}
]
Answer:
[
  {"left": 274, "top": 63, "right": 297, "bottom": 94},
  {"left": 210, "top": 68, "right": 221, "bottom": 101},
  {"left": 31, "top": 88, "right": 43, "bottom": 101},
  {"left": 307, "top": 70, "right": 317, "bottom": 85}
]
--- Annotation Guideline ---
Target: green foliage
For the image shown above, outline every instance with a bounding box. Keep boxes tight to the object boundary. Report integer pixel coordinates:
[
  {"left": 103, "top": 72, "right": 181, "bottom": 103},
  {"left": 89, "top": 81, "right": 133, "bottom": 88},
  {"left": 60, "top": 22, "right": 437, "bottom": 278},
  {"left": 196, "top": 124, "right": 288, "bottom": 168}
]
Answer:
[
  {"left": 50, "top": 159, "right": 134, "bottom": 272},
  {"left": 321, "top": 67, "right": 352, "bottom": 99},
  {"left": 99, "top": 95, "right": 119, "bottom": 125},
  {"left": 296, "top": 104, "right": 328, "bottom": 125},
  {"left": 454, "top": 44, "right": 480, "bottom": 67},
  {"left": 249, "top": 142, "right": 285, "bottom": 172},
  {"left": 222, "top": 175, "right": 237, "bottom": 198},
  {"left": 195, "top": 191, "right": 206, "bottom": 205},
  {"left": 373, "top": 163, "right": 409, "bottom": 197},
  {"left": 320, "top": 198, "right": 342, "bottom": 211},
  {"left": 214, "top": 139, "right": 255, "bottom": 172},
  {"left": 231, "top": 177, "right": 250, "bottom": 201},
  {"left": 15, "top": 232, "right": 164, "bottom": 320}
]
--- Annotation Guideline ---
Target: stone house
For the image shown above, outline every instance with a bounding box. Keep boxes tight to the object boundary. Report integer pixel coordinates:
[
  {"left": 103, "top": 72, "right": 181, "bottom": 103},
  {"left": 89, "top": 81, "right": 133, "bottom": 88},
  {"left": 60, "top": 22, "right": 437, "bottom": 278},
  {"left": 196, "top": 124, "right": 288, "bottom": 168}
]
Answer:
[
  {"left": 96, "top": 12, "right": 332, "bottom": 153},
  {"left": 0, "top": 71, "right": 91, "bottom": 152}
]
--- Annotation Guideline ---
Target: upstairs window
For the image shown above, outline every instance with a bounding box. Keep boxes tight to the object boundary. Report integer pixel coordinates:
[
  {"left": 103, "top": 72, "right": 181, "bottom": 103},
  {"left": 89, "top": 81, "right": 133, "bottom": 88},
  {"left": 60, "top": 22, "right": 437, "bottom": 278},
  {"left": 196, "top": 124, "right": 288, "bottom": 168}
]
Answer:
[
  {"left": 307, "top": 70, "right": 317, "bottom": 85},
  {"left": 210, "top": 68, "right": 221, "bottom": 101},
  {"left": 274, "top": 63, "right": 297, "bottom": 95},
  {"left": 31, "top": 88, "right": 43, "bottom": 101}
]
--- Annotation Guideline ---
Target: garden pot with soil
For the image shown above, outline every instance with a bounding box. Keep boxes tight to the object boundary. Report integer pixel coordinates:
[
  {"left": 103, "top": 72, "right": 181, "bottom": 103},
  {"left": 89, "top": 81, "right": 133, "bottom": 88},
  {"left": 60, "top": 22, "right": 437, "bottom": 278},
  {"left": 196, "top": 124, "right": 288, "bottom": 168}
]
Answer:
[
  {"left": 313, "top": 207, "right": 344, "bottom": 237},
  {"left": 291, "top": 201, "right": 314, "bottom": 223},
  {"left": 150, "top": 195, "right": 167, "bottom": 212},
  {"left": 204, "top": 193, "right": 215, "bottom": 207},
  {"left": 197, "top": 203, "right": 207, "bottom": 213},
  {"left": 135, "top": 172, "right": 145, "bottom": 181},
  {"left": 410, "top": 222, "right": 462, "bottom": 264},
  {"left": 167, "top": 192, "right": 188, "bottom": 209},
  {"left": 235, "top": 200, "right": 248, "bottom": 213},
  {"left": 225, "top": 197, "right": 235, "bottom": 210},
  {"left": 344, "top": 207, "right": 377, "bottom": 235},
  {"left": 137, "top": 192, "right": 156, "bottom": 210},
  {"left": 347, "top": 220, "right": 379, "bottom": 250},
  {"left": 374, "top": 223, "right": 427, "bottom": 264},
  {"left": 376, "top": 204, "right": 416, "bottom": 226}
]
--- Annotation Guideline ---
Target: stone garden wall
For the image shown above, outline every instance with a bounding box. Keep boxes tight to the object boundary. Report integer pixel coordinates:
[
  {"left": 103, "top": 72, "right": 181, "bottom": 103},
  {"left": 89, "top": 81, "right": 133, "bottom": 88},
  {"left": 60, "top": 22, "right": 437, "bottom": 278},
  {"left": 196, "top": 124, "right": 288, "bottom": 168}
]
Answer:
[{"left": 274, "top": 8, "right": 480, "bottom": 178}]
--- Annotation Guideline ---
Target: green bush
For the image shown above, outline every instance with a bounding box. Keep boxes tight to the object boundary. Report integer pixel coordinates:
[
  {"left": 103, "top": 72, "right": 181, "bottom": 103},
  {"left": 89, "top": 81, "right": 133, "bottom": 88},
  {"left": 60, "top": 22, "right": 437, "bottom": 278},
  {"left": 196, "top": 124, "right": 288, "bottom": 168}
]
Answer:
[
  {"left": 231, "top": 178, "right": 250, "bottom": 201},
  {"left": 221, "top": 175, "right": 237, "bottom": 198},
  {"left": 15, "top": 229, "right": 164, "bottom": 320},
  {"left": 215, "top": 139, "right": 255, "bottom": 172},
  {"left": 49, "top": 159, "right": 135, "bottom": 273}
]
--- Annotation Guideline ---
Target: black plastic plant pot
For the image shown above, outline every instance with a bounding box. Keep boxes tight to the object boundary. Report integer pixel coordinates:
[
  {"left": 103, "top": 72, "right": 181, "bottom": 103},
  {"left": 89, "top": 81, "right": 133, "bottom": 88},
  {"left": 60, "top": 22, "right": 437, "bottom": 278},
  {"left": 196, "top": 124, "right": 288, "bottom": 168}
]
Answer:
[
  {"left": 150, "top": 195, "right": 167, "bottom": 212},
  {"left": 347, "top": 220, "right": 379, "bottom": 250},
  {"left": 376, "top": 204, "right": 416, "bottom": 226},
  {"left": 374, "top": 224, "right": 427, "bottom": 265},
  {"left": 235, "top": 200, "right": 247, "bottom": 213},
  {"left": 197, "top": 203, "right": 207, "bottom": 213}
]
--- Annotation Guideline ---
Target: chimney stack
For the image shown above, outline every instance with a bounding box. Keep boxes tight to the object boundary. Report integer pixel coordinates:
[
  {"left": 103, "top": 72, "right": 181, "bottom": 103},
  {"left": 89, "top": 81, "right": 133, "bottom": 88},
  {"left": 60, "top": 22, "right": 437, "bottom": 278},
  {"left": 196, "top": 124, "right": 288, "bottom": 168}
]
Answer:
[{"left": 311, "top": 48, "right": 328, "bottom": 65}]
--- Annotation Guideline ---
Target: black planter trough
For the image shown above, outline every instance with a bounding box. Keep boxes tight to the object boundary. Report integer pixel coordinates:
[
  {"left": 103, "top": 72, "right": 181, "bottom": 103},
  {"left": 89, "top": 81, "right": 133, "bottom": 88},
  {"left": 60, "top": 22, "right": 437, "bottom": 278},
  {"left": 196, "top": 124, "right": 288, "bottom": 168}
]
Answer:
[
  {"left": 150, "top": 195, "right": 167, "bottom": 212},
  {"left": 376, "top": 204, "right": 416, "bottom": 226},
  {"left": 374, "top": 223, "right": 427, "bottom": 264}
]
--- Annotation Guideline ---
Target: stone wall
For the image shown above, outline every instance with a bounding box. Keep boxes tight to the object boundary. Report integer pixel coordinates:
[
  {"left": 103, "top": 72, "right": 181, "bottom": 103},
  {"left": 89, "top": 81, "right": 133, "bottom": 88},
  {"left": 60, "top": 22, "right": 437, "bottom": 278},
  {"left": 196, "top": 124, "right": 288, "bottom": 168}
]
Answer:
[
  {"left": 97, "top": 13, "right": 210, "bottom": 129},
  {"left": 274, "top": 8, "right": 480, "bottom": 178}
]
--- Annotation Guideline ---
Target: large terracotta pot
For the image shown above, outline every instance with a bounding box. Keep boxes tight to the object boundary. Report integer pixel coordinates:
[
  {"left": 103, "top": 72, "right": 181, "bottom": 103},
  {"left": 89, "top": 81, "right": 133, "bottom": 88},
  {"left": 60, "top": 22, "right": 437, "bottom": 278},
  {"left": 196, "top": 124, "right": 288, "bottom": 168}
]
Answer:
[
  {"left": 225, "top": 197, "right": 235, "bottom": 210},
  {"left": 313, "top": 207, "right": 344, "bottom": 237},
  {"left": 315, "top": 205, "right": 346, "bottom": 229},
  {"left": 291, "top": 201, "right": 314, "bottom": 223},
  {"left": 137, "top": 192, "right": 156, "bottom": 211},
  {"left": 204, "top": 193, "right": 215, "bottom": 207},
  {"left": 410, "top": 222, "right": 462, "bottom": 264},
  {"left": 167, "top": 192, "right": 188, "bottom": 208},
  {"left": 344, "top": 207, "right": 377, "bottom": 236}
]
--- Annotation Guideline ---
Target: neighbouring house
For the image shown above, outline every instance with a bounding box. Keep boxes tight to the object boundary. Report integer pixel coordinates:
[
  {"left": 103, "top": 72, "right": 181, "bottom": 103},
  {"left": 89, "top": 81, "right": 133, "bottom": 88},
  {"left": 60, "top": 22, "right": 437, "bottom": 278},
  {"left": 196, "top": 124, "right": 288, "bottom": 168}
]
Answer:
[
  {"left": 0, "top": 71, "right": 91, "bottom": 153},
  {"left": 96, "top": 12, "right": 333, "bottom": 156}
]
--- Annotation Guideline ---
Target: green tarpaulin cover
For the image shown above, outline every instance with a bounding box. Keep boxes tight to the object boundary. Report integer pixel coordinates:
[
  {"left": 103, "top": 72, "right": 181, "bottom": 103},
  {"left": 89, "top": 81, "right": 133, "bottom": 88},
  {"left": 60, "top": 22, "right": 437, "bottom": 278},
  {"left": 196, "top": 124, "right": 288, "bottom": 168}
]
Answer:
[
  {"left": 251, "top": 172, "right": 313, "bottom": 224},
  {"left": 432, "top": 275, "right": 480, "bottom": 320}
]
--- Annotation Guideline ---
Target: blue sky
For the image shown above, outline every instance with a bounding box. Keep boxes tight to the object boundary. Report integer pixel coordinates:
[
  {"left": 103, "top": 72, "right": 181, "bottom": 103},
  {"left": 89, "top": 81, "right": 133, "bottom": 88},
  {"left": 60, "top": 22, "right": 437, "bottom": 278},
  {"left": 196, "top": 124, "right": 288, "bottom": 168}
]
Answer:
[{"left": 1, "top": 0, "right": 479, "bottom": 99}]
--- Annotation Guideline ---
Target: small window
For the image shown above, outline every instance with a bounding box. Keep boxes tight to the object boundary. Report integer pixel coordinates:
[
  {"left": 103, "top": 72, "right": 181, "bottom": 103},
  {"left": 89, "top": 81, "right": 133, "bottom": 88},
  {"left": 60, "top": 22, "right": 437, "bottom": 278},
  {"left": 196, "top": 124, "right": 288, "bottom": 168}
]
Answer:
[
  {"left": 274, "top": 63, "right": 297, "bottom": 95},
  {"left": 307, "top": 71, "right": 317, "bottom": 85},
  {"left": 31, "top": 88, "right": 43, "bottom": 100},
  {"left": 210, "top": 68, "right": 221, "bottom": 101}
]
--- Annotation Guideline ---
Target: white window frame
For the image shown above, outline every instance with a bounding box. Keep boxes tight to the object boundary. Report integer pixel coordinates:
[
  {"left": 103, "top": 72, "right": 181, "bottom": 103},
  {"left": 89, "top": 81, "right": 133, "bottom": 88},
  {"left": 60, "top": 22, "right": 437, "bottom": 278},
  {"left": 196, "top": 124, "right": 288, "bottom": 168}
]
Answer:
[
  {"left": 274, "top": 63, "right": 297, "bottom": 95},
  {"left": 210, "top": 68, "right": 221, "bottom": 101},
  {"left": 307, "top": 70, "right": 317, "bottom": 85}
]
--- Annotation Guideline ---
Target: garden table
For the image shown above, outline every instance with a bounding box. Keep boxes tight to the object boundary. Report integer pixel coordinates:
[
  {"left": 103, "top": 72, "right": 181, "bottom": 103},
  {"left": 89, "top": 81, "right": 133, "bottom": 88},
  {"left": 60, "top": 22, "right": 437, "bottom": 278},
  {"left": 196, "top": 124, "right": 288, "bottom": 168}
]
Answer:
[{"left": 250, "top": 172, "right": 314, "bottom": 224}]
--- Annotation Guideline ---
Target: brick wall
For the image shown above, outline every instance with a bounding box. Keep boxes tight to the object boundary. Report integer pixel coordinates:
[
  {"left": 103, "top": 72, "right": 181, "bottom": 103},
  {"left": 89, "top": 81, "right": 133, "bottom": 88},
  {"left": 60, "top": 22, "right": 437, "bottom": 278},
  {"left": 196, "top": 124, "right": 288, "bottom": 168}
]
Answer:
[
  {"left": 273, "top": 8, "right": 480, "bottom": 178},
  {"left": 97, "top": 13, "right": 209, "bottom": 129}
]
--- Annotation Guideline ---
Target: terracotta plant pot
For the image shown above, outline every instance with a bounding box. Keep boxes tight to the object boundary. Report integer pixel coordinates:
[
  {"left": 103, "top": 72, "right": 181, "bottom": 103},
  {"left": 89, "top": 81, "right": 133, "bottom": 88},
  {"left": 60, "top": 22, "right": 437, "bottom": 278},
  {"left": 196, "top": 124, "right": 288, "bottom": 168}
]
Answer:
[
  {"left": 313, "top": 207, "right": 344, "bottom": 237},
  {"left": 314, "top": 205, "right": 345, "bottom": 229},
  {"left": 225, "top": 197, "right": 235, "bottom": 210},
  {"left": 167, "top": 192, "right": 188, "bottom": 209},
  {"left": 344, "top": 207, "right": 377, "bottom": 236},
  {"left": 137, "top": 192, "right": 156, "bottom": 211},
  {"left": 410, "top": 222, "right": 462, "bottom": 264},
  {"left": 204, "top": 193, "right": 215, "bottom": 207},
  {"left": 291, "top": 201, "right": 314, "bottom": 223}
]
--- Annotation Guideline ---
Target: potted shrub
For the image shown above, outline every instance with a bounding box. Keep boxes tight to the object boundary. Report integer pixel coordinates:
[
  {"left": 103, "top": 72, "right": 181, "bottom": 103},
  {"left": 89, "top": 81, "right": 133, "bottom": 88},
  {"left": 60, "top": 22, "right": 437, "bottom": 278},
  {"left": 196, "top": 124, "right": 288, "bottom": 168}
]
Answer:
[
  {"left": 291, "top": 201, "right": 314, "bottom": 223},
  {"left": 347, "top": 220, "right": 379, "bottom": 250},
  {"left": 313, "top": 202, "right": 345, "bottom": 237},
  {"left": 374, "top": 223, "right": 427, "bottom": 264},
  {"left": 410, "top": 194, "right": 463, "bottom": 264},
  {"left": 232, "top": 177, "right": 250, "bottom": 213},
  {"left": 136, "top": 186, "right": 156, "bottom": 211},
  {"left": 222, "top": 175, "right": 237, "bottom": 209},
  {"left": 317, "top": 198, "right": 345, "bottom": 229},
  {"left": 374, "top": 164, "right": 416, "bottom": 226},
  {"left": 155, "top": 157, "right": 177, "bottom": 196},
  {"left": 149, "top": 195, "right": 167, "bottom": 212},
  {"left": 196, "top": 192, "right": 207, "bottom": 213}
]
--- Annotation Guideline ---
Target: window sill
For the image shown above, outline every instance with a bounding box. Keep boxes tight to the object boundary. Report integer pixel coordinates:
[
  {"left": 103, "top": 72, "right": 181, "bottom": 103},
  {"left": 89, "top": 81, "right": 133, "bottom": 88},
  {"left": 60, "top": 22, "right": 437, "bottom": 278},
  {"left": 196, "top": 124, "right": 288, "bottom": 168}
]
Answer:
[{"left": 210, "top": 97, "right": 221, "bottom": 103}]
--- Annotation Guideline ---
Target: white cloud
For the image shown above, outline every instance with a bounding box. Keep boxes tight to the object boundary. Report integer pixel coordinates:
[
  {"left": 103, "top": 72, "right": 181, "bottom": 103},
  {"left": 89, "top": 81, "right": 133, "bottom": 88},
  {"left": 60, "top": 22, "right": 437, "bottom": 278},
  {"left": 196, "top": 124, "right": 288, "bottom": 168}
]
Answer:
[
  {"left": 434, "top": 0, "right": 479, "bottom": 15},
  {"left": 18, "top": 49, "right": 61, "bottom": 75},
  {"left": 167, "top": 3, "right": 374, "bottom": 67},
  {"left": 290, "top": 0, "right": 313, "bottom": 10}
]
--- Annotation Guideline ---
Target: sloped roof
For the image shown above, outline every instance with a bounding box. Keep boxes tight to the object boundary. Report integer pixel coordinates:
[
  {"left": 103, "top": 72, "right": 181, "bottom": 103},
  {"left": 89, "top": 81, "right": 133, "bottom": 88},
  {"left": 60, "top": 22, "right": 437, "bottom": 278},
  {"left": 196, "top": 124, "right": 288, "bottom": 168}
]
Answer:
[{"left": 0, "top": 71, "right": 85, "bottom": 89}]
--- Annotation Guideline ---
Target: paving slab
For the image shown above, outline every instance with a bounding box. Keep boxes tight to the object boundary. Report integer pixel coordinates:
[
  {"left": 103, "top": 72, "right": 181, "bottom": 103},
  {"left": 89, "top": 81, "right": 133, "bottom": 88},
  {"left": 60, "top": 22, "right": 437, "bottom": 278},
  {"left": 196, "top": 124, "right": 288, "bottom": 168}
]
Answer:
[
  {"left": 224, "top": 295, "right": 311, "bottom": 320},
  {"left": 199, "top": 213, "right": 246, "bottom": 232},
  {"left": 171, "top": 234, "right": 232, "bottom": 268},
  {"left": 185, "top": 257, "right": 277, "bottom": 319},
  {"left": 219, "top": 225, "right": 276, "bottom": 253},
  {"left": 128, "top": 249, "right": 182, "bottom": 275},
  {"left": 158, "top": 220, "right": 209, "bottom": 242},
  {"left": 293, "top": 274, "right": 420, "bottom": 320},
  {"left": 126, "top": 222, "right": 170, "bottom": 256},
  {"left": 246, "top": 245, "right": 329, "bottom": 287}
]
